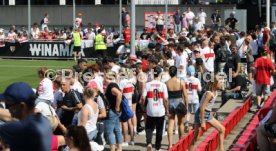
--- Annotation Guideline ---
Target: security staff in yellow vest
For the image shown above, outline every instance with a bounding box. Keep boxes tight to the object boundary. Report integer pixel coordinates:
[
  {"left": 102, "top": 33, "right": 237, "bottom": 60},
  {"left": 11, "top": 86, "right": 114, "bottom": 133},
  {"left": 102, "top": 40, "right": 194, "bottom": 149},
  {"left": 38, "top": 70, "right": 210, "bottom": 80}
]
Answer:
[
  {"left": 72, "top": 27, "right": 82, "bottom": 62},
  {"left": 94, "top": 28, "right": 107, "bottom": 59}
]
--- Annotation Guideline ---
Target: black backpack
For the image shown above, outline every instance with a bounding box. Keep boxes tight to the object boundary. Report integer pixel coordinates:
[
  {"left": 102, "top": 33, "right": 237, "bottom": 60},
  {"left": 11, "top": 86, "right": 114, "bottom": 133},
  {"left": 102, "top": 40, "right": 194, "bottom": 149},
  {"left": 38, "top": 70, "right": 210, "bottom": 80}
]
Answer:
[
  {"left": 94, "top": 91, "right": 110, "bottom": 112},
  {"left": 217, "top": 47, "right": 230, "bottom": 62},
  {"left": 40, "top": 18, "right": 44, "bottom": 25}
]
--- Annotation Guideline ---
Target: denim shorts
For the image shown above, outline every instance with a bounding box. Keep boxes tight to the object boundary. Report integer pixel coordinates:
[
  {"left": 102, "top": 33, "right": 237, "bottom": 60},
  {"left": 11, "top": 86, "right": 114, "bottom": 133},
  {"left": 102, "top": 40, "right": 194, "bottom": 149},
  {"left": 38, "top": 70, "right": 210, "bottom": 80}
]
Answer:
[
  {"left": 88, "top": 129, "right": 98, "bottom": 141},
  {"left": 169, "top": 98, "right": 183, "bottom": 115},
  {"left": 194, "top": 110, "right": 213, "bottom": 124},
  {"left": 104, "top": 110, "right": 123, "bottom": 145}
]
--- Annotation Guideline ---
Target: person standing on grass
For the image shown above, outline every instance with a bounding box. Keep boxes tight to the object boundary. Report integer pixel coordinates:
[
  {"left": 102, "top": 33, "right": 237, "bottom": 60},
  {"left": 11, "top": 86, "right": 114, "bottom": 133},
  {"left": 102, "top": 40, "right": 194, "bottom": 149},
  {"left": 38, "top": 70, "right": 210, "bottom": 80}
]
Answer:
[
  {"left": 72, "top": 27, "right": 82, "bottom": 62},
  {"left": 252, "top": 46, "right": 275, "bottom": 109},
  {"left": 189, "top": 76, "right": 225, "bottom": 151}
]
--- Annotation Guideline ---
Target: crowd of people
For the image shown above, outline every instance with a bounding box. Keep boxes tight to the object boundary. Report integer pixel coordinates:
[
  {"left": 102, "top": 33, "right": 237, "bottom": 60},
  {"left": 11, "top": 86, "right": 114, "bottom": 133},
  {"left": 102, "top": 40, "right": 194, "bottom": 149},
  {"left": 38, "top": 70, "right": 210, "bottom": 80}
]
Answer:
[{"left": 0, "top": 6, "right": 276, "bottom": 151}]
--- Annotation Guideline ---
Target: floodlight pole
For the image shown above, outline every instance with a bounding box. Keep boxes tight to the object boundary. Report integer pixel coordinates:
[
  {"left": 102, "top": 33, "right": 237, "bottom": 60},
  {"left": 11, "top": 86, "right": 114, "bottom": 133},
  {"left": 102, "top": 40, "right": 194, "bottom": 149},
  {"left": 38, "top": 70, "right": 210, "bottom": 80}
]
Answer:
[
  {"left": 266, "top": 0, "right": 270, "bottom": 27},
  {"left": 119, "top": 0, "right": 122, "bottom": 34},
  {"left": 165, "top": 0, "right": 168, "bottom": 38},
  {"left": 28, "top": 0, "right": 31, "bottom": 34},
  {"left": 73, "top": 0, "right": 76, "bottom": 28},
  {"left": 130, "top": 0, "right": 135, "bottom": 55}
]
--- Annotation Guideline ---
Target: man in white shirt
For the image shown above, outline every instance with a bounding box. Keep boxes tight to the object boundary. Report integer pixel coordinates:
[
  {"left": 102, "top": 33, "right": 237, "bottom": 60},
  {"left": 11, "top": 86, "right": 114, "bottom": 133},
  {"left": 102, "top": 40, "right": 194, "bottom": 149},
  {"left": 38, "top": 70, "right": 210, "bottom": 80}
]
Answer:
[
  {"left": 197, "top": 8, "right": 207, "bottom": 26},
  {"left": 236, "top": 31, "right": 246, "bottom": 62},
  {"left": 141, "top": 66, "right": 168, "bottom": 151},
  {"left": 201, "top": 40, "right": 215, "bottom": 73},
  {"left": 175, "top": 44, "right": 188, "bottom": 80},
  {"left": 75, "top": 12, "right": 83, "bottom": 28},
  {"left": 155, "top": 11, "right": 165, "bottom": 34},
  {"left": 185, "top": 7, "right": 195, "bottom": 28}
]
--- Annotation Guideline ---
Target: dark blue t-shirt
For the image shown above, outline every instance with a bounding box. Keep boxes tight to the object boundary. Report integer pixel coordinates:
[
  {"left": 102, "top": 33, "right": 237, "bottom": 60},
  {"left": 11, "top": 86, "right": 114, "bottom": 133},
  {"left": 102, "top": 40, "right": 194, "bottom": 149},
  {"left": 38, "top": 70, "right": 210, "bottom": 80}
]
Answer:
[
  {"left": 173, "top": 13, "right": 181, "bottom": 25},
  {"left": 0, "top": 113, "right": 52, "bottom": 151}
]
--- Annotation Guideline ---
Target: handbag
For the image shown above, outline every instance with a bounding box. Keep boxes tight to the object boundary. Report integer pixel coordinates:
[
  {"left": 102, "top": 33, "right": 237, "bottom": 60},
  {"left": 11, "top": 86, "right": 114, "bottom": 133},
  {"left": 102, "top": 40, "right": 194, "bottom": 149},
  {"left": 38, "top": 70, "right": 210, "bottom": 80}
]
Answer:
[{"left": 177, "top": 80, "right": 187, "bottom": 115}]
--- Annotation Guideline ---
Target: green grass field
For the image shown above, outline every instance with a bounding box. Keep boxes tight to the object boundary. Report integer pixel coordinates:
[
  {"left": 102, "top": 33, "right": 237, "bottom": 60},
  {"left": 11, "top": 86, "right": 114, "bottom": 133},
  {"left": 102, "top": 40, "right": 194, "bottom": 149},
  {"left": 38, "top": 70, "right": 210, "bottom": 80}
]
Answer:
[{"left": 0, "top": 59, "right": 91, "bottom": 92}]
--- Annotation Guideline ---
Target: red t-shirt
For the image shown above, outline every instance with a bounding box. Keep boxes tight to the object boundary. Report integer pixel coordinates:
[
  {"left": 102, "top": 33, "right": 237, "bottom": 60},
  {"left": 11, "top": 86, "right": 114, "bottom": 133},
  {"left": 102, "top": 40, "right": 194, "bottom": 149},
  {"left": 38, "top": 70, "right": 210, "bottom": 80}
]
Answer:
[
  {"left": 123, "top": 28, "right": 131, "bottom": 43},
  {"left": 142, "top": 59, "right": 148, "bottom": 72},
  {"left": 254, "top": 57, "right": 274, "bottom": 85}
]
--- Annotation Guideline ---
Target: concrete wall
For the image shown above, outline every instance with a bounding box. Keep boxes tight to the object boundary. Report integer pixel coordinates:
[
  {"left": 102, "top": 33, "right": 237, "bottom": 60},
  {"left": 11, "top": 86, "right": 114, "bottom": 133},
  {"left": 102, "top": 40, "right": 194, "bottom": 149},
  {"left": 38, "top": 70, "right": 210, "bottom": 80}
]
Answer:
[{"left": 0, "top": 4, "right": 236, "bottom": 27}]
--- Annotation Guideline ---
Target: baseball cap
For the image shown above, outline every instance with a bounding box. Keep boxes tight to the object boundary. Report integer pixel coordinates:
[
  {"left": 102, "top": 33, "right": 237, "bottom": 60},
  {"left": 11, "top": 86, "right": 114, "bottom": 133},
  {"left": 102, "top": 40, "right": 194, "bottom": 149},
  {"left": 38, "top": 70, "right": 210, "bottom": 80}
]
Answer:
[
  {"left": 86, "top": 81, "right": 98, "bottom": 89},
  {"left": 0, "top": 82, "right": 35, "bottom": 103},
  {"left": 188, "top": 66, "right": 195, "bottom": 75}
]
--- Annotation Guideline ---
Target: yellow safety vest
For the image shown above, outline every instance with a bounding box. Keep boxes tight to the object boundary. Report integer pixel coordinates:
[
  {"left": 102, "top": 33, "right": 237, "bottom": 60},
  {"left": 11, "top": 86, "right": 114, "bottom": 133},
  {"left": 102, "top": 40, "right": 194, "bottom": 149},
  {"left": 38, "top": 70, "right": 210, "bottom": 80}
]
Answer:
[
  {"left": 94, "top": 34, "right": 107, "bottom": 51},
  {"left": 73, "top": 32, "right": 81, "bottom": 47}
]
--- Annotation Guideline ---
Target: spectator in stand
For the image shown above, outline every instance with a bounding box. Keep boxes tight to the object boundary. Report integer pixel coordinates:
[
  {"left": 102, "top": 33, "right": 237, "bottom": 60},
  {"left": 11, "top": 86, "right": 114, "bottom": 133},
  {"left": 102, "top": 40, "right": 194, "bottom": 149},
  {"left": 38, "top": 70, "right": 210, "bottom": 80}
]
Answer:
[
  {"left": 141, "top": 66, "right": 169, "bottom": 151},
  {"left": 155, "top": 11, "right": 165, "bottom": 34},
  {"left": 0, "top": 82, "right": 52, "bottom": 151},
  {"left": 72, "top": 27, "right": 82, "bottom": 61},
  {"left": 58, "top": 29, "right": 67, "bottom": 40},
  {"left": 224, "top": 44, "right": 241, "bottom": 77},
  {"left": 197, "top": 8, "right": 207, "bottom": 27},
  {"left": 189, "top": 76, "right": 225, "bottom": 151},
  {"left": 123, "top": 25, "right": 131, "bottom": 44},
  {"left": 65, "top": 125, "right": 92, "bottom": 151},
  {"left": 60, "top": 79, "right": 83, "bottom": 127},
  {"left": 41, "top": 13, "right": 49, "bottom": 31},
  {"left": 73, "top": 58, "right": 87, "bottom": 74},
  {"left": 173, "top": 8, "right": 181, "bottom": 33},
  {"left": 243, "top": 38, "right": 254, "bottom": 81},
  {"left": 250, "top": 33, "right": 259, "bottom": 60},
  {"left": 94, "top": 28, "right": 107, "bottom": 59},
  {"left": 78, "top": 87, "right": 99, "bottom": 142},
  {"left": 176, "top": 44, "right": 189, "bottom": 80},
  {"left": 104, "top": 71, "right": 123, "bottom": 151},
  {"left": 0, "top": 28, "right": 5, "bottom": 40},
  {"left": 193, "top": 17, "right": 204, "bottom": 32},
  {"left": 121, "top": 7, "right": 127, "bottom": 28},
  {"left": 140, "top": 28, "right": 150, "bottom": 40},
  {"left": 75, "top": 12, "right": 83, "bottom": 28},
  {"left": 252, "top": 46, "right": 275, "bottom": 109},
  {"left": 181, "top": 13, "right": 188, "bottom": 30},
  {"left": 41, "top": 26, "right": 50, "bottom": 40},
  {"left": 7, "top": 27, "right": 18, "bottom": 52},
  {"left": 256, "top": 101, "right": 276, "bottom": 151},
  {"left": 225, "top": 13, "right": 238, "bottom": 30},
  {"left": 103, "top": 57, "right": 121, "bottom": 74},
  {"left": 166, "top": 66, "right": 188, "bottom": 149},
  {"left": 211, "top": 9, "right": 221, "bottom": 31},
  {"left": 185, "top": 7, "right": 195, "bottom": 31},
  {"left": 52, "top": 27, "right": 59, "bottom": 39}
]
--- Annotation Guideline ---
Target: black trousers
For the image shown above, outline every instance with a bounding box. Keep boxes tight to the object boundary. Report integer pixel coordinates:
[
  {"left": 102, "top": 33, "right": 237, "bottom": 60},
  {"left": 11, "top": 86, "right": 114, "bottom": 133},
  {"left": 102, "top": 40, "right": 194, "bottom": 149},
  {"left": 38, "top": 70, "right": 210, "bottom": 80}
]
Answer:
[
  {"left": 96, "top": 50, "right": 107, "bottom": 59},
  {"left": 146, "top": 115, "right": 165, "bottom": 150}
]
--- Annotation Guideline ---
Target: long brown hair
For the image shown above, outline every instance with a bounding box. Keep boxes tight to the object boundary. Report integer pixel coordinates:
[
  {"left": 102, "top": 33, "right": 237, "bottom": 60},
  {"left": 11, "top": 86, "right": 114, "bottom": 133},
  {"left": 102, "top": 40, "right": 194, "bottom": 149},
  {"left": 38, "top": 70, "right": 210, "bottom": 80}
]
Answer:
[
  {"left": 66, "top": 126, "right": 92, "bottom": 151},
  {"left": 207, "top": 74, "right": 220, "bottom": 92}
]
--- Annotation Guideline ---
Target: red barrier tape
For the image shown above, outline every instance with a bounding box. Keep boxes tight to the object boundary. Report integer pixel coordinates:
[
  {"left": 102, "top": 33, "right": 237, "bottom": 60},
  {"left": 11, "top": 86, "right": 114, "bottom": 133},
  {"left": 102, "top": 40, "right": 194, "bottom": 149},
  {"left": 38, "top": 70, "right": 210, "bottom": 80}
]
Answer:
[{"left": 229, "top": 90, "right": 276, "bottom": 151}]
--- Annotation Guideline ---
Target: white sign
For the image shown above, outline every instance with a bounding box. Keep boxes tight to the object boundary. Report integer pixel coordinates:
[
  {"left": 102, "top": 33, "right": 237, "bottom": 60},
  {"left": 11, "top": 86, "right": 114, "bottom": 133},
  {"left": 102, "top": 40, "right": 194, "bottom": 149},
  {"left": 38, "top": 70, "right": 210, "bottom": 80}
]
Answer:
[
  {"left": 9, "top": 0, "right": 15, "bottom": 5},
  {"left": 60, "top": 0, "right": 66, "bottom": 5}
]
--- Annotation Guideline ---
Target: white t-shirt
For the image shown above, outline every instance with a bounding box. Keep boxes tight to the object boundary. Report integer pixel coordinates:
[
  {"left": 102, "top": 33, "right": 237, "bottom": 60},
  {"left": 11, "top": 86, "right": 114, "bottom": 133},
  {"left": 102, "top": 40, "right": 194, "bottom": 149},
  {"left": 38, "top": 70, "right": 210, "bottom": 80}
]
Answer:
[
  {"left": 197, "top": 12, "right": 207, "bottom": 25},
  {"left": 194, "top": 22, "right": 204, "bottom": 31},
  {"left": 186, "top": 11, "right": 195, "bottom": 25},
  {"left": 31, "top": 28, "right": 40, "bottom": 39},
  {"left": 185, "top": 76, "right": 202, "bottom": 104},
  {"left": 175, "top": 52, "right": 188, "bottom": 79},
  {"left": 75, "top": 17, "right": 82, "bottom": 28},
  {"left": 38, "top": 78, "right": 54, "bottom": 102},
  {"left": 236, "top": 38, "right": 245, "bottom": 58},
  {"left": 166, "top": 59, "right": 175, "bottom": 67},
  {"left": 142, "top": 80, "right": 168, "bottom": 117},
  {"left": 86, "top": 32, "right": 95, "bottom": 40},
  {"left": 156, "top": 15, "right": 164, "bottom": 25},
  {"left": 71, "top": 80, "right": 84, "bottom": 94},
  {"left": 119, "top": 79, "right": 134, "bottom": 106},
  {"left": 201, "top": 47, "right": 215, "bottom": 72}
]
